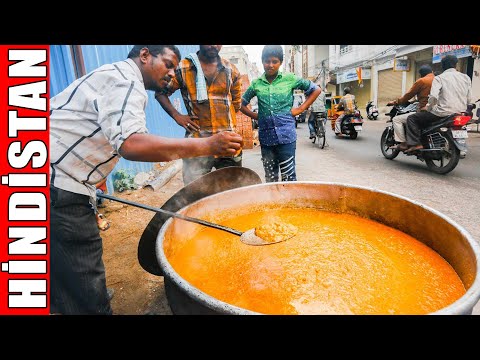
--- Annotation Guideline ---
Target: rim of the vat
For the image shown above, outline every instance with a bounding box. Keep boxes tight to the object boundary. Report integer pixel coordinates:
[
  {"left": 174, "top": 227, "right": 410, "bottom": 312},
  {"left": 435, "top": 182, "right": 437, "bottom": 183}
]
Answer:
[{"left": 156, "top": 181, "right": 480, "bottom": 315}]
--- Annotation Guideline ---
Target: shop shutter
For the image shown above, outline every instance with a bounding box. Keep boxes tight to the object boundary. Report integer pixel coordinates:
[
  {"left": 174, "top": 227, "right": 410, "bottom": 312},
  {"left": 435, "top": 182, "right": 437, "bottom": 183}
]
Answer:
[{"left": 377, "top": 68, "right": 403, "bottom": 107}]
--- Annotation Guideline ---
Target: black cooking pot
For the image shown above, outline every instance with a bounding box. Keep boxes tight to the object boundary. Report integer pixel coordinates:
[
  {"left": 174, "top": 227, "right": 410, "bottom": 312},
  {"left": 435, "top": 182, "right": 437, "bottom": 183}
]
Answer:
[{"left": 137, "top": 167, "right": 262, "bottom": 276}]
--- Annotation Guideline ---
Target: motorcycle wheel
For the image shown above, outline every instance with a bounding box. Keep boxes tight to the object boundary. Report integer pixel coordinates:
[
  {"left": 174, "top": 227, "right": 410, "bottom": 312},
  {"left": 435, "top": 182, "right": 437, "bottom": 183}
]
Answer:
[
  {"left": 349, "top": 131, "right": 358, "bottom": 140},
  {"left": 380, "top": 128, "right": 400, "bottom": 159},
  {"left": 425, "top": 137, "right": 460, "bottom": 174}
]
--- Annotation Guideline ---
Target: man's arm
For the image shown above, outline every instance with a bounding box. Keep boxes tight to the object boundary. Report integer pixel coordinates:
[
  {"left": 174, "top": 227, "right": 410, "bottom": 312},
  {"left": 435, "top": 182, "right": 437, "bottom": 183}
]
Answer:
[
  {"left": 239, "top": 84, "right": 258, "bottom": 119},
  {"left": 396, "top": 80, "right": 422, "bottom": 105},
  {"left": 466, "top": 77, "right": 472, "bottom": 104},
  {"left": 240, "top": 104, "right": 258, "bottom": 120},
  {"left": 229, "top": 64, "right": 242, "bottom": 112},
  {"left": 426, "top": 77, "right": 441, "bottom": 111},
  {"left": 119, "top": 131, "right": 243, "bottom": 162},
  {"left": 97, "top": 79, "right": 242, "bottom": 162},
  {"left": 155, "top": 93, "right": 200, "bottom": 132},
  {"left": 293, "top": 85, "right": 321, "bottom": 117}
]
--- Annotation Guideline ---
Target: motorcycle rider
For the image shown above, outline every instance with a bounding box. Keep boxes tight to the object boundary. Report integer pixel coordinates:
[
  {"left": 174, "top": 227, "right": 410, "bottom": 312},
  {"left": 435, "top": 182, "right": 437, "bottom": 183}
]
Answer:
[
  {"left": 335, "top": 87, "right": 357, "bottom": 136},
  {"left": 405, "top": 55, "right": 472, "bottom": 152},
  {"left": 308, "top": 84, "right": 327, "bottom": 139},
  {"left": 387, "top": 64, "right": 434, "bottom": 151}
]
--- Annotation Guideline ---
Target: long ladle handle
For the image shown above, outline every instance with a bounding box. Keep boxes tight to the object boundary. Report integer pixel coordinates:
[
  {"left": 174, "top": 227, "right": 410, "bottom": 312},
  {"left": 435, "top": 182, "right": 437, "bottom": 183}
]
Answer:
[{"left": 97, "top": 193, "right": 242, "bottom": 236}]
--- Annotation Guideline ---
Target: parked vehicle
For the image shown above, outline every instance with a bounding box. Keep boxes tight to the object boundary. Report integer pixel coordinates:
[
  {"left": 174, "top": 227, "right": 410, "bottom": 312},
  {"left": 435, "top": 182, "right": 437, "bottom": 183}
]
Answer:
[
  {"left": 251, "top": 108, "right": 258, "bottom": 129},
  {"left": 366, "top": 100, "right": 379, "bottom": 120},
  {"left": 469, "top": 98, "right": 480, "bottom": 126},
  {"left": 331, "top": 109, "right": 364, "bottom": 139},
  {"left": 380, "top": 102, "right": 475, "bottom": 174},
  {"left": 293, "top": 93, "right": 307, "bottom": 128},
  {"left": 327, "top": 95, "right": 342, "bottom": 120}
]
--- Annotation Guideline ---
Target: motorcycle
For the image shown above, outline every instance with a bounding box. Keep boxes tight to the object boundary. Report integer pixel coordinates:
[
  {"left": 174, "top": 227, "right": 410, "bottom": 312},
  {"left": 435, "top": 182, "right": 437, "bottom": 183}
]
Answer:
[
  {"left": 366, "top": 101, "right": 379, "bottom": 120},
  {"left": 470, "top": 98, "right": 480, "bottom": 126},
  {"left": 331, "top": 109, "right": 364, "bottom": 139},
  {"left": 380, "top": 102, "right": 475, "bottom": 174}
]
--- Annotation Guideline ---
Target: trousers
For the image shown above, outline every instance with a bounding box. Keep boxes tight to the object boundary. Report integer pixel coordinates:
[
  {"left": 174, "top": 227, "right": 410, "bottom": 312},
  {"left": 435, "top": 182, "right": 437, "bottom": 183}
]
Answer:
[
  {"left": 260, "top": 142, "right": 297, "bottom": 182},
  {"left": 50, "top": 185, "right": 112, "bottom": 315}
]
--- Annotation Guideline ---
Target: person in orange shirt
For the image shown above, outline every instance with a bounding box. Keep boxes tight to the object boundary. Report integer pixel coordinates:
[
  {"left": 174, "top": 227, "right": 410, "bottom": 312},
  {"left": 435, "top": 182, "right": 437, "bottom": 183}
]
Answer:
[
  {"left": 156, "top": 45, "right": 243, "bottom": 185},
  {"left": 387, "top": 65, "right": 434, "bottom": 151}
]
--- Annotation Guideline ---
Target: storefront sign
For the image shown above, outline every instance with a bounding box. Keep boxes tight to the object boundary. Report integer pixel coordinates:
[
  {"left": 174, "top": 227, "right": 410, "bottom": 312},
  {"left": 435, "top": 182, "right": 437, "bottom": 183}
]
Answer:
[
  {"left": 393, "top": 58, "right": 411, "bottom": 71},
  {"left": 337, "top": 68, "right": 371, "bottom": 84},
  {"left": 432, "top": 45, "right": 472, "bottom": 63}
]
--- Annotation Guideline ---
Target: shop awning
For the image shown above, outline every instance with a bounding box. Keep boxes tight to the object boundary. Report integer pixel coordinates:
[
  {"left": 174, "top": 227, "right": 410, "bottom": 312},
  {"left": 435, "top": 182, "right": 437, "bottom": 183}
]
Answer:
[{"left": 395, "top": 45, "right": 433, "bottom": 58}]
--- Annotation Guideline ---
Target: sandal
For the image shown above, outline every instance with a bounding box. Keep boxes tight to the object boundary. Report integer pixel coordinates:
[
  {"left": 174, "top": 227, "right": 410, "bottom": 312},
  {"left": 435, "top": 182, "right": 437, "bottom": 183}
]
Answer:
[{"left": 96, "top": 213, "right": 110, "bottom": 231}]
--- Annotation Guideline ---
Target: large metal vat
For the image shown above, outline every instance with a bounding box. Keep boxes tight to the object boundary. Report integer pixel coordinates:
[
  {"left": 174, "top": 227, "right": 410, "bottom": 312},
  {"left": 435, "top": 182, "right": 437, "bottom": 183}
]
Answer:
[{"left": 156, "top": 182, "right": 480, "bottom": 315}]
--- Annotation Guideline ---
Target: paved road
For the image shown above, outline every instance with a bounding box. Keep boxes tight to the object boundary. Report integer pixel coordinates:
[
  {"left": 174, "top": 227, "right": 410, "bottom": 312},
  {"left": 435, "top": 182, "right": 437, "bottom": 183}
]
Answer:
[{"left": 242, "top": 116, "right": 480, "bottom": 314}]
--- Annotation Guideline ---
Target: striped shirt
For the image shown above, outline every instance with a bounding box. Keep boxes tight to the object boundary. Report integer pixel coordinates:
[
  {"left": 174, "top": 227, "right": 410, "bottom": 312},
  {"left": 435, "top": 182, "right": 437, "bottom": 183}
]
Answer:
[
  {"left": 157, "top": 56, "right": 242, "bottom": 138},
  {"left": 242, "top": 72, "right": 317, "bottom": 146},
  {"left": 50, "top": 58, "right": 149, "bottom": 197}
]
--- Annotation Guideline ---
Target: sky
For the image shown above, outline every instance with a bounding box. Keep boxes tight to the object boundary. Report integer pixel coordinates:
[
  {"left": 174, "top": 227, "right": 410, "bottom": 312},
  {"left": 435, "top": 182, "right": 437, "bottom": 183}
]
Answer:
[{"left": 224, "top": 45, "right": 285, "bottom": 73}]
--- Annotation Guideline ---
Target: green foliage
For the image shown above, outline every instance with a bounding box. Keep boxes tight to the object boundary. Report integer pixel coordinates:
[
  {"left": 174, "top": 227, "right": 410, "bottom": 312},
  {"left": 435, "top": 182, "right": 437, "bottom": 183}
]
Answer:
[{"left": 113, "top": 169, "right": 136, "bottom": 192}]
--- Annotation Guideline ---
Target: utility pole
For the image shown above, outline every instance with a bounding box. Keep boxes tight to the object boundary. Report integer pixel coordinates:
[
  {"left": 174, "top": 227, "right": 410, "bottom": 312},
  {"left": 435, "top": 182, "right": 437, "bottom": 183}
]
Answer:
[{"left": 314, "top": 59, "right": 328, "bottom": 90}]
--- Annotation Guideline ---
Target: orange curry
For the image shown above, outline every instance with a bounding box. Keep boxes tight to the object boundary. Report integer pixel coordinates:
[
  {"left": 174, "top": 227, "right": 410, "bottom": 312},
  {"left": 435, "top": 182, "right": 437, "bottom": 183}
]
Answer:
[{"left": 166, "top": 208, "right": 466, "bottom": 314}]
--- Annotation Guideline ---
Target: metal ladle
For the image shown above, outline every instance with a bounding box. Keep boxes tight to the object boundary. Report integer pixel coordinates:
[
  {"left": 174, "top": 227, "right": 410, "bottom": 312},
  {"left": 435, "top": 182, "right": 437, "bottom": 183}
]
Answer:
[{"left": 97, "top": 193, "right": 293, "bottom": 246}]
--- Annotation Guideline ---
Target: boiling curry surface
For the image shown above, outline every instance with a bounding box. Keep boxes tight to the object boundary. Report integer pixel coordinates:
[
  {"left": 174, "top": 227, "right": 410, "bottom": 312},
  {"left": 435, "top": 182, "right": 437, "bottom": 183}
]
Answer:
[{"left": 166, "top": 208, "right": 465, "bottom": 314}]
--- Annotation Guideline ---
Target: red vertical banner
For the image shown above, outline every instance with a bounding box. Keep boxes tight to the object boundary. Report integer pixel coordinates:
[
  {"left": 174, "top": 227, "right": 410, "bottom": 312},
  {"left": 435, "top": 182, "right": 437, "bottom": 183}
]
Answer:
[{"left": 0, "top": 45, "right": 49, "bottom": 315}]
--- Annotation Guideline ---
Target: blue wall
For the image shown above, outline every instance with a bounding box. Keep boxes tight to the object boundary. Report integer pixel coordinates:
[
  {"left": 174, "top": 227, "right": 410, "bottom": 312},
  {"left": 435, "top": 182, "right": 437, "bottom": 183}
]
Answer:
[
  {"left": 50, "top": 45, "right": 76, "bottom": 97},
  {"left": 50, "top": 45, "right": 199, "bottom": 193}
]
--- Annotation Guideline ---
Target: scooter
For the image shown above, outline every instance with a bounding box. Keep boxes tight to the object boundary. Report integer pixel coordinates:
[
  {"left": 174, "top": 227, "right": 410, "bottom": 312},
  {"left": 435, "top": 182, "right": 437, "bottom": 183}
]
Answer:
[
  {"left": 331, "top": 109, "right": 364, "bottom": 139},
  {"left": 380, "top": 102, "right": 475, "bottom": 174},
  {"left": 366, "top": 101, "right": 379, "bottom": 120}
]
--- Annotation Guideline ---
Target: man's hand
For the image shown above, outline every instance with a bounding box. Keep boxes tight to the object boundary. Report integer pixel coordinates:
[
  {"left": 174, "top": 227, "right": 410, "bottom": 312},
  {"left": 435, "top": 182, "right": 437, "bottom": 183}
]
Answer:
[
  {"left": 207, "top": 131, "right": 243, "bottom": 157},
  {"left": 386, "top": 101, "right": 395, "bottom": 106},
  {"left": 174, "top": 114, "right": 201, "bottom": 133},
  {"left": 291, "top": 107, "right": 303, "bottom": 117}
]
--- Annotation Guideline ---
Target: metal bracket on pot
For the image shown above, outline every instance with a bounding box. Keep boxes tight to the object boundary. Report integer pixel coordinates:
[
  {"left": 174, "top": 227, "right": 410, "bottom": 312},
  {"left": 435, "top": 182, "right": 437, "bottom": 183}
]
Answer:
[{"left": 137, "top": 167, "right": 262, "bottom": 276}]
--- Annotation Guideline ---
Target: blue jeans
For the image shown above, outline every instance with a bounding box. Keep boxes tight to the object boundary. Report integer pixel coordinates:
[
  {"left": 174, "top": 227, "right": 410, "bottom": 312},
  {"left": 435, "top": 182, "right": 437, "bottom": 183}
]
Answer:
[
  {"left": 308, "top": 111, "right": 327, "bottom": 136},
  {"left": 260, "top": 142, "right": 297, "bottom": 182}
]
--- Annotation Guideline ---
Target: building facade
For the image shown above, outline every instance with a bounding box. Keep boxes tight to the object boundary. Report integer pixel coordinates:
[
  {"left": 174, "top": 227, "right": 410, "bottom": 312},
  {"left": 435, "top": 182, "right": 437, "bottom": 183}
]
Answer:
[
  {"left": 327, "top": 45, "right": 478, "bottom": 115},
  {"left": 220, "top": 46, "right": 258, "bottom": 83}
]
